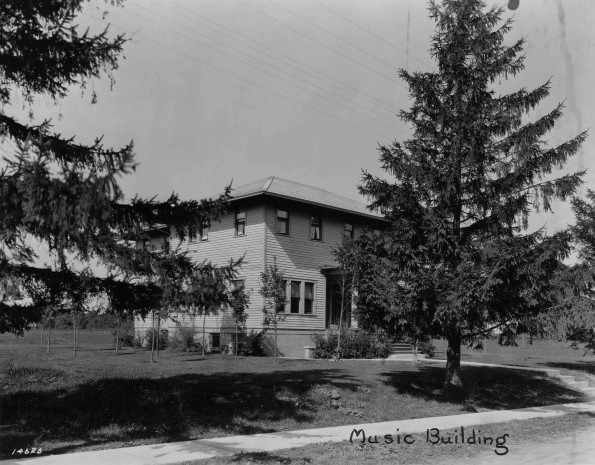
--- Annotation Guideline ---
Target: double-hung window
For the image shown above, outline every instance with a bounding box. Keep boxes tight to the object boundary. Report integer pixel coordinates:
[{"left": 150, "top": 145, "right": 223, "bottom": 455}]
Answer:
[
  {"left": 200, "top": 220, "right": 209, "bottom": 241},
  {"left": 235, "top": 210, "right": 246, "bottom": 236},
  {"left": 290, "top": 281, "right": 301, "bottom": 313},
  {"left": 277, "top": 209, "right": 289, "bottom": 235},
  {"left": 278, "top": 281, "right": 315, "bottom": 314},
  {"left": 343, "top": 223, "right": 354, "bottom": 241},
  {"left": 310, "top": 214, "right": 322, "bottom": 241},
  {"left": 277, "top": 280, "right": 287, "bottom": 313},
  {"left": 304, "top": 283, "right": 314, "bottom": 314}
]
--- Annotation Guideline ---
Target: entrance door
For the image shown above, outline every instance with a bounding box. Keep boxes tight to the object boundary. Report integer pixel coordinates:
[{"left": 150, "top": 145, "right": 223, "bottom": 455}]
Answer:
[{"left": 325, "top": 275, "right": 351, "bottom": 329}]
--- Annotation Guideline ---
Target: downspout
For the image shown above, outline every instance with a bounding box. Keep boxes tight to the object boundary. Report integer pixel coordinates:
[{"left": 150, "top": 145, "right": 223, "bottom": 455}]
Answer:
[{"left": 262, "top": 202, "right": 267, "bottom": 329}]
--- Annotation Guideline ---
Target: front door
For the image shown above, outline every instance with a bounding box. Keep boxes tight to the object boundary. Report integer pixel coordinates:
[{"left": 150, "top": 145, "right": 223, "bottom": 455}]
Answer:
[{"left": 325, "top": 275, "right": 351, "bottom": 329}]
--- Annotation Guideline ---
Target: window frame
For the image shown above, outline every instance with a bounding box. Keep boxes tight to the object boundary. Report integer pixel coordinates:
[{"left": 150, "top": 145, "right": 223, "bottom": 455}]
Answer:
[
  {"left": 276, "top": 209, "right": 289, "bottom": 236},
  {"left": 304, "top": 282, "right": 315, "bottom": 314},
  {"left": 235, "top": 210, "right": 246, "bottom": 236},
  {"left": 277, "top": 280, "right": 288, "bottom": 313},
  {"left": 290, "top": 281, "right": 301, "bottom": 313},
  {"left": 310, "top": 213, "right": 322, "bottom": 241},
  {"left": 277, "top": 280, "right": 316, "bottom": 315},
  {"left": 343, "top": 222, "right": 354, "bottom": 241},
  {"left": 199, "top": 221, "right": 209, "bottom": 241}
]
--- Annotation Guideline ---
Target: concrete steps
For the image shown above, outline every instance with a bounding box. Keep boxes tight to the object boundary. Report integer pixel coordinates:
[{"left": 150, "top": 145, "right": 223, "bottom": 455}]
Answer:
[
  {"left": 386, "top": 342, "right": 428, "bottom": 361},
  {"left": 548, "top": 370, "right": 595, "bottom": 396},
  {"left": 389, "top": 342, "right": 414, "bottom": 354}
]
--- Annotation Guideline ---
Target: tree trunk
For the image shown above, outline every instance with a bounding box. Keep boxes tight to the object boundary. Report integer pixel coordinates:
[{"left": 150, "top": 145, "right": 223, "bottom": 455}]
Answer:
[
  {"left": 73, "top": 313, "right": 77, "bottom": 359},
  {"left": 444, "top": 333, "right": 463, "bottom": 392},
  {"left": 337, "top": 283, "right": 344, "bottom": 358},
  {"left": 156, "top": 310, "right": 161, "bottom": 360},
  {"left": 47, "top": 326, "right": 51, "bottom": 354},
  {"left": 274, "top": 325, "right": 278, "bottom": 364},
  {"left": 202, "top": 311, "right": 206, "bottom": 357},
  {"left": 150, "top": 309, "right": 155, "bottom": 363},
  {"left": 115, "top": 319, "right": 120, "bottom": 355},
  {"left": 40, "top": 324, "right": 44, "bottom": 348},
  {"left": 235, "top": 323, "right": 238, "bottom": 359}
]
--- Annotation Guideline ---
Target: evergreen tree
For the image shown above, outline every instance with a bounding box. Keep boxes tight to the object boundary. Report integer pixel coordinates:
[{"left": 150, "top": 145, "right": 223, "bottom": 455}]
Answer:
[
  {"left": 0, "top": 1, "right": 240, "bottom": 338},
  {"left": 541, "top": 191, "right": 595, "bottom": 354},
  {"left": 355, "top": 0, "right": 587, "bottom": 391}
]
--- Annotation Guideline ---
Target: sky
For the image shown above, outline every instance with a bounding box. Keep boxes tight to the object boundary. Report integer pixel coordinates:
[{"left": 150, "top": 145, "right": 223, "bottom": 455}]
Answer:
[{"left": 8, "top": 0, "right": 595, "bottom": 235}]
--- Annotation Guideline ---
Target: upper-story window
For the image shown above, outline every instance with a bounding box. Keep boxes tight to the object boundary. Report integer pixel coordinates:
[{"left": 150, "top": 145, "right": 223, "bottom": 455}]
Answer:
[
  {"left": 343, "top": 222, "right": 354, "bottom": 241},
  {"left": 310, "top": 214, "right": 322, "bottom": 241},
  {"left": 235, "top": 210, "right": 246, "bottom": 236},
  {"left": 277, "top": 209, "right": 289, "bottom": 235},
  {"left": 200, "top": 220, "right": 209, "bottom": 241}
]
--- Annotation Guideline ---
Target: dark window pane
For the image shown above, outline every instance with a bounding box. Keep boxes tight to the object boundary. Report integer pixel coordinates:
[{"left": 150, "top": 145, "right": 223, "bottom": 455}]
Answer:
[
  {"left": 277, "top": 280, "right": 287, "bottom": 312},
  {"left": 290, "top": 281, "right": 300, "bottom": 313},
  {"left": 310, "top": 215, "right": 321, "bottom": 240},
  {"left": 343, "top": 223, "right": 353, "bottom": 240},
  {"left": 304, "top": 282, "right": 314, "bottom": 314},
  {"left": 277, "top": 210, "right": 289, "bottom": 235},
  {"left": 236, "top": 211, "right": 246, "bottom": 236},
  {"left": 200, "top": 221, "right": 209, "bottom": 241}
]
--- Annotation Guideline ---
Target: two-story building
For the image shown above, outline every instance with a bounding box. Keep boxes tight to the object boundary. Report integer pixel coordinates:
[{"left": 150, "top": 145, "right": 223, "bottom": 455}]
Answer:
[{"left": 135, "top": 176, "right": 386, "bottom": 358}]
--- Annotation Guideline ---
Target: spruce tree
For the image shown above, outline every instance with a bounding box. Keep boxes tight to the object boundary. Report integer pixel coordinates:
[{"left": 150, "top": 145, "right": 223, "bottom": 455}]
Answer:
[
  {"left": 0, "top": 1, "right": 239, "bottom": 338},
  {"left": 356, "top": 0, "right": 587, "bottom": 391}
]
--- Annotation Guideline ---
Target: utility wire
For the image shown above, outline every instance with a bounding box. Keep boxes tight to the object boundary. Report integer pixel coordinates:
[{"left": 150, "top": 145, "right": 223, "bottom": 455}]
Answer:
[
  {"left": 158, "top": 0, "right": 402, "bottom": 115},
  {"left": 84, "top": 15, "right": 395, "bottom": 142},
  {"left": 235, "top": 0, "right": 406, "bottom": 88},
  {"left": 267, "top": 0, "right": 412, "bottom": 80},
  {"left": 311, "top": 0, "right": 435, "bottom": 71},
  {"left": 127, "top": 1, "right": 406, "bottom": 132}
]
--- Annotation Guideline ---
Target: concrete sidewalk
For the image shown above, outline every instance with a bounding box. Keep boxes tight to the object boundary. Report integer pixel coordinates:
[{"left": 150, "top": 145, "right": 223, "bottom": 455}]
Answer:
[{"left": 5, "top": 400, "right": 595, "bottom": 465}]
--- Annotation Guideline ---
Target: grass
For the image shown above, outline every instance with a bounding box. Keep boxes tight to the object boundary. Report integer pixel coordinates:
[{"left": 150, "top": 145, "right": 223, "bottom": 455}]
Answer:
[
  {"left": 432, "top": 337, "right": 595, "bottom": 384},
  {"left": 189, "top": 413, "right": 595, "bottom": 465},
  {"left": 0, "top": 331, "right": 594, "bottom": 460}
]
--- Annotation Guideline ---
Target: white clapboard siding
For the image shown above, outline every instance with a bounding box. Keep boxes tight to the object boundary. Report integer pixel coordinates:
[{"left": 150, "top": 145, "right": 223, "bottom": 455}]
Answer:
[
  {"left": 264, "top": 200, "right": 357, "bottom": 331},
  {"left": 169, "top": 203, "right": 266, "bottom": 331}
]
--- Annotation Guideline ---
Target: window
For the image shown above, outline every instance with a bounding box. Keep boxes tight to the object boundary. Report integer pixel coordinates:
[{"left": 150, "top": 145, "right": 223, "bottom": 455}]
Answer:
[
  {"left": 310, "top": 214, "right": 322, "bottom": 241},
  {"left": 277, "top": 280, "right": 287, "bottom": 312},
  {"left": 277, "top": 281, "right": 315, "bottom": 314},
  {"left": 200, "top": 221, "right": 209, "bottom": 241},
  {"left": 235, "top": 210, "right": 246, "bottom": 236},
  {"left": 290, "top": 281, "right": 300, "bottom": 313},
  {"left": 210, "top": 333, "right": 221, "bottom": 351},
  {"left": 231, "top": 279, "right": 245, "bottom": 291},
  {"left": 277, "top": 209, "right": 289, "bottom": 235},
  {"left": 304, "top": 282, "right": 314, "bottom": 314},
  {"left": 343, "top": 223, "right": 354, "bottom": 241}
]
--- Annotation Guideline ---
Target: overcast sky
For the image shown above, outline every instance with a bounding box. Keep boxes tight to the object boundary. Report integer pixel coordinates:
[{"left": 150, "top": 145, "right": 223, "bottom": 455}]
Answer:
[{"left": 10, "top": 0, "right": 595, "bottom": 234}]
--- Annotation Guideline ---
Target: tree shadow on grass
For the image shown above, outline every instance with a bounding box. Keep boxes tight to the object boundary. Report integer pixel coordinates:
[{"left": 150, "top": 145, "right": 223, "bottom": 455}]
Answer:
[
  {"left": 0, "top": 368, "right": 359, "bottom": 459},
  {"left": 380, "top": 365, "right": 588, "bottom": 411}
]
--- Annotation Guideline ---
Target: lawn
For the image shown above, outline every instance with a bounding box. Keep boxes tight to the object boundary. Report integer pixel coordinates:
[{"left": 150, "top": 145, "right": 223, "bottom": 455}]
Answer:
[
  {"left": 0, "top": 331, "right": 593, "bottom": 460},
  {"left": 432, "top": 337, "right": 595, "bottom": 384},
  {"left": 192, "top": 413, "right": 595, "bottom": 465}
]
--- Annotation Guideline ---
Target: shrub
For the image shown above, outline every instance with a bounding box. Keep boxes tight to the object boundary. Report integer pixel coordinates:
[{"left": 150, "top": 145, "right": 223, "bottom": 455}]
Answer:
[
  {"left": 113, "top": 329, "right": 135, "bottom": 348},
  {"left": 233, "top": 329, "right": 265, "bottom": 356},
  {"left": 417, "top": 340, "right": 436, "bottom": 358},
  {"left": 132, "top": 333, "right": 144, "bottom": 348},
  {"left": 169, "top": 327, "right": 202, "bottom": 352},
  {"left": 145, "top": 328, "right": 168, "bottom": 350},
  {"left": 313, "top": 330, "right": 388, "bottom": 359}
]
